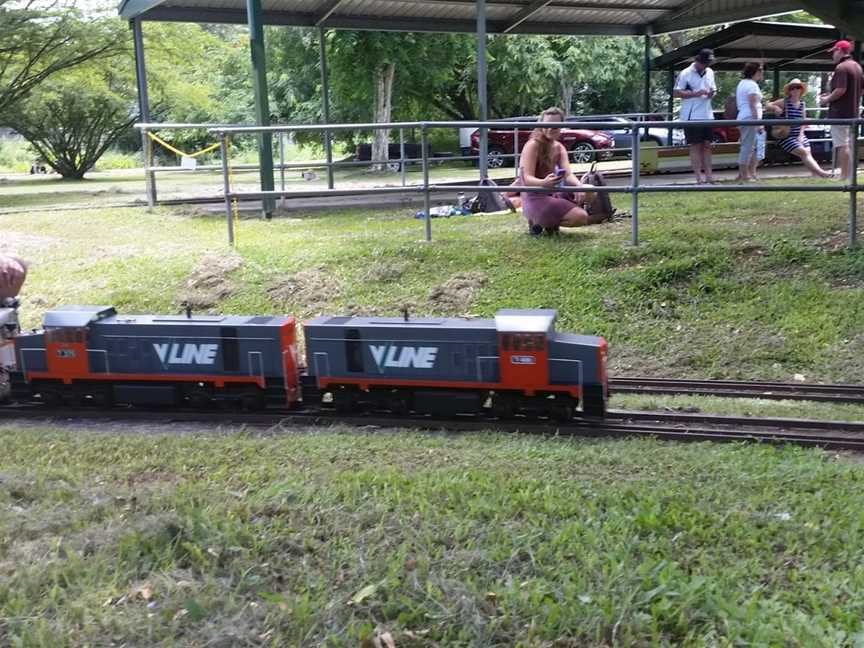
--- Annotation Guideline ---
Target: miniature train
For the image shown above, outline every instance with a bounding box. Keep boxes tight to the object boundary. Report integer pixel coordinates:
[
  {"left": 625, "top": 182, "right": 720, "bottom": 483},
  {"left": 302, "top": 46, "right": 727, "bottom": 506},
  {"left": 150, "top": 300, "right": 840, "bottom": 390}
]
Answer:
[{"left": 0, "top": 301, "right": 608, "bottom": 419}]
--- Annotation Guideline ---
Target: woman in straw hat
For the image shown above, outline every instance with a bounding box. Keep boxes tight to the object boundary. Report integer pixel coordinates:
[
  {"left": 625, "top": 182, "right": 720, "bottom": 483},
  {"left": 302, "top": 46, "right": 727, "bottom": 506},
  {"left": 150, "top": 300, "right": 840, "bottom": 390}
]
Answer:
[{"left": 766, "top": 79, "right": 832, "bottom": 178}]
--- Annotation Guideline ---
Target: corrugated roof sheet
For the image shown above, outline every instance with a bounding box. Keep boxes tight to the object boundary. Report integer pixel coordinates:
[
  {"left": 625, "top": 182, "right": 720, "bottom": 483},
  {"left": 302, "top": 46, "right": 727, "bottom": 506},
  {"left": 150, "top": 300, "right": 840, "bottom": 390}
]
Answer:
[{"left": 120, "top": 0, "right": 805, "bottom": 35}]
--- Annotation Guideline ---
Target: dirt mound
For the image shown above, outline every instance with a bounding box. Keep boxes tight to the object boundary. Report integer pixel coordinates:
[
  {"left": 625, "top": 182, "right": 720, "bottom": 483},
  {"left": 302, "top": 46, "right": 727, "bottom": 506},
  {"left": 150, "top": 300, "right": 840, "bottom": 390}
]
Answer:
[
  {"left": 428, "top": 271, "right": 488, "bottom": 313},
  {"left": 178, "top": 254, "right": 243, "bottom": 309},
  {"left": 267, "top": 268, "right": 342, "bottom": 317}
]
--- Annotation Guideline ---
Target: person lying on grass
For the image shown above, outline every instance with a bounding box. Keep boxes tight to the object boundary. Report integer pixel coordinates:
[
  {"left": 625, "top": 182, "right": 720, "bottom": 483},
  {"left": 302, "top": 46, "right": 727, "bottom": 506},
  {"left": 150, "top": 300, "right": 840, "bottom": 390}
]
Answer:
[{"left": 518, "top": 106, "right": 604, "bottom": 236}]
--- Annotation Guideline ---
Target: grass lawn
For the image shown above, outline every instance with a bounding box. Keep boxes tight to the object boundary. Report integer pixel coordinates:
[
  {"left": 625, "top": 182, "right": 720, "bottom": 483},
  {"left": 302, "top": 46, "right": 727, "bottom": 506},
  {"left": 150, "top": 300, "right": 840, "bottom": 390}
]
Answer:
[
  {"left": 2, "top": 182, "right": 864, "bottom": 645},
  {"left": 4, "top": 424, "right": 864, "bottom": 646}
]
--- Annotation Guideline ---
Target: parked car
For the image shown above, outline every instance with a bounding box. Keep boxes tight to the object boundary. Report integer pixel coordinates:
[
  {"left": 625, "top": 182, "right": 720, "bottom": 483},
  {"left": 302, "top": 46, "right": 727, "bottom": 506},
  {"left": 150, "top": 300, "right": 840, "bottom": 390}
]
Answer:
[
  {"left": 470, "top": 117, "right": 615, "bottom": 168},
  {"left": 568, "top": 116, "right": 685, "bottom": 157}
]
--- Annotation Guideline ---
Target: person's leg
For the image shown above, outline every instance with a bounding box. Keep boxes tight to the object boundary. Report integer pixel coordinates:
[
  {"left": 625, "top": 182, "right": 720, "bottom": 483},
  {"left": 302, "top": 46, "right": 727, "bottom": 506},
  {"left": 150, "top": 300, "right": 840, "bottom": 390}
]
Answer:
[
  {"left": 737, "top": 126, "right": 757, "bottom": 179},
  {"left": 560, "top": 205, "right": 605, "bottom": 227},
  {"left": 702, "top": 139, "right": 714, "bottom": 182},
  {"left": 687, "top": 144, "right": 704, "bottom": 183},
  {"left": 832, "top": 126, "right": 852, "bottom": 179},
  {"left": 791, "top": 148, "right": 832, "bottom": 178},
  {"left": 835, "top": 146, "right": 850, "bottom": 180}
]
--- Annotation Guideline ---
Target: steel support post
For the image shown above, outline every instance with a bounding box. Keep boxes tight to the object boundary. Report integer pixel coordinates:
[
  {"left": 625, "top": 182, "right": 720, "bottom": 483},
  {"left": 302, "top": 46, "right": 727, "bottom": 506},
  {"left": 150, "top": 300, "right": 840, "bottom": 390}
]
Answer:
[
  {"left": 319, "top": 27, "right": 335, "bottom": 190},
  {"left": 219, "top": 134, "right": 235, "bottom": 246},
  {"left": 247, "top": 0, "right": 275, "bottom": 217},
  {"left": 643, "top": 33, "right": 652, "bottom": 115},
  {"left": 399, "top": 128, "right": 407, "bottom": 187},
  {"left": 422, "top": 125, "right": 432, "bottom": 242},
  {"left": 773, "top": 68, "right": 781, "bottom": 99},
  {"left": 279, "top": 131, "right": 286, "bottom": 208},
  {"left": 131, "top": 19, "right": 156, "bottom": 208},
  {"left": 513, "top": 128, "right": 519, "bottom": 171},
  {"left": 477, "top": 0, "right": 488, "bottom": 180},
  {"left": 666, "top": 68, "right": 674, "bottom": 149},
  {"left": 850, "top": 120, "right": 860, "bottom": 248},
  {"left": 631, "top": 125, "right": 640, "bottom": 246}
]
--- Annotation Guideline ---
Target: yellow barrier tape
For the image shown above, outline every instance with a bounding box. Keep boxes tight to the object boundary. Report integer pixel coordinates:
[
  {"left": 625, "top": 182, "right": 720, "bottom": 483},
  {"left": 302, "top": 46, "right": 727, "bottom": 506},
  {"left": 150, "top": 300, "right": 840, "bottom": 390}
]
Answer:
[
  {"left": 147, "top": 131, "right": 221, "bottom": 159},
  {"left": 225, "top": 135, "right": 240, "bottom": 247}
]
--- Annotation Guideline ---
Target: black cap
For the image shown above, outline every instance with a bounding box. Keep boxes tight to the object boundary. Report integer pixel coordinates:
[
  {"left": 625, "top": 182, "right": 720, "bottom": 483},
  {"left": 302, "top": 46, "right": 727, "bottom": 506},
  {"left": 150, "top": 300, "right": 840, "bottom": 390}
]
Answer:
[{"left": 696, "top": 48, "right": 715, "bottom": 65}]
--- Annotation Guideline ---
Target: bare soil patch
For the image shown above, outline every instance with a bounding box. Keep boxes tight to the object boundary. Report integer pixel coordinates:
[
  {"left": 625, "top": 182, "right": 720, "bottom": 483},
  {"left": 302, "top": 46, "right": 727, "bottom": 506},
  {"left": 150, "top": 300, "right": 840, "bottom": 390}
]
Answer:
[
  {"left": 0, "top": 232, "right": 61, "bottom": 256},
  {"left": 178, "top": 253, "right": 243, "bottom": 309},
  {"left": 428, "top": 271, "right": 488, "bottom": 313},
  {"left": 267, "top": 267, "right": 343, "bottom": 317}
]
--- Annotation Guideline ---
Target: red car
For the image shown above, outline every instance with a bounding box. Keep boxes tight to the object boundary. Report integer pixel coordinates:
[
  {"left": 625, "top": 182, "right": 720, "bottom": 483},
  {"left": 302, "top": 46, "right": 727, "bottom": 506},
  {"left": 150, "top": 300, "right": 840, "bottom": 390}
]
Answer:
[
  {"left": 470, "top": 118, "right": 615, "bottom": 168},
  {"left": 710, "top": 110, "right": 741, "bottom": 143}
]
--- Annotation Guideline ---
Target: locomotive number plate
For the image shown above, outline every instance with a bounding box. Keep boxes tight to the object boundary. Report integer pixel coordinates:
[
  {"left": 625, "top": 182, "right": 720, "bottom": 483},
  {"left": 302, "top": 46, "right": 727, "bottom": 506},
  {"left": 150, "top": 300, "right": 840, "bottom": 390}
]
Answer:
[
  {"left": 510, "top": 355, "right": 536, "bottom": 365},
  {"left": 56, "top": 349, "right": 77, "bottom": 358}
]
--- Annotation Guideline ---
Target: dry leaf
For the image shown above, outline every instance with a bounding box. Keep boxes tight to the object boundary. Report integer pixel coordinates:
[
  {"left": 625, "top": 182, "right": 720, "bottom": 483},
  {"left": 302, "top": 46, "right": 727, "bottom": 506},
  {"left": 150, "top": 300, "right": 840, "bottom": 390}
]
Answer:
[
  {"left": 404, "top": 558, "right": 417, "bottom": 572},
  {"left": 350, "top": 583, "right": 378, "bottom": 605},
  {"left": 377, "top": 631, "right": 396, "bottom": 648}
]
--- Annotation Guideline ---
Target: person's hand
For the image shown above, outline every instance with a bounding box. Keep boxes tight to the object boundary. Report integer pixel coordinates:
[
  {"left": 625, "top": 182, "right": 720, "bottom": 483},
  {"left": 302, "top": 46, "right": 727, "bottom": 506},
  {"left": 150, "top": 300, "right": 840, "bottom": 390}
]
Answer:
[
  {"left": 758, "top": 126, "right": 765, "bottom": 134},
  {"left": 0, "top": 255, "right": 26, "bottom": 298},
  {"left": 819, "top": 94, "right": 830, "bottom": 106},
  {"left": 542, "top": 172, "right": 561, "bottom": 187}
]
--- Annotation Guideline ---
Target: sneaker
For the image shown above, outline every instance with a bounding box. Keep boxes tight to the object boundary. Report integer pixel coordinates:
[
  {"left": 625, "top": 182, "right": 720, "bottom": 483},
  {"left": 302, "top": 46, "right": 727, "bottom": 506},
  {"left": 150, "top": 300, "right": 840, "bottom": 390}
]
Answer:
[{"left": 528, "top": 223, "right": 543, "bottom": 236}]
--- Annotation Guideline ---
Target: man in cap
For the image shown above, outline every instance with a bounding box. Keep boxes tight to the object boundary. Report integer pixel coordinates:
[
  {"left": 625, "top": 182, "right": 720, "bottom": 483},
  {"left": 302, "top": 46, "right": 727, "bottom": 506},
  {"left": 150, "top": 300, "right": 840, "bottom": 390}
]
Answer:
[
  {"left": 819, "top": 40, "right": 863, "bottom": 181},
  {"left": 674, "top": 48, "right": 718, "bottom": 184}
]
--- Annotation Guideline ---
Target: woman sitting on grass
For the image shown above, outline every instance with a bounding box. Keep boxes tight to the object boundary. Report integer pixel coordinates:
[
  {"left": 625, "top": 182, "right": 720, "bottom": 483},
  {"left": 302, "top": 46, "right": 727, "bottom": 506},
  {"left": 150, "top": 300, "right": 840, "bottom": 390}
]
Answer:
[
  {"left": 766, "top": 79, "right": 833, "bottom": 179},
  {"left": 519, "top": 106, "right": 604, "bottom": 236}
]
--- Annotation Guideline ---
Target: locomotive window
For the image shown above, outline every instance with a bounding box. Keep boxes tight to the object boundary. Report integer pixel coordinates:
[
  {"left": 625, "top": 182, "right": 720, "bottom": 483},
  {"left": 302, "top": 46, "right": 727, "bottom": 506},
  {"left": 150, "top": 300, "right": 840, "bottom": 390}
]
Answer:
[
  {"left": 500, "top": 334, "right": 511, "bottom": 351},
  {"left": 221, "top": 327, "right": 239, "bottom": 371},
  {"left": 345, "top": 329, "right": 363, "bottom": 373}
]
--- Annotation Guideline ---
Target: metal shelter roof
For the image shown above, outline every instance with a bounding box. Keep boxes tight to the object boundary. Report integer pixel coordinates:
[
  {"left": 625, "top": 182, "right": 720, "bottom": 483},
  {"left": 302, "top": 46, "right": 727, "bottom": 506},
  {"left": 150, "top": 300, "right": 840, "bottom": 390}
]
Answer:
[
  {"left": 118, "top": 0, "right": 804, "bottom": 35},
  {"left": 653, "top": 20, "right": 844, "bottom": 71}
]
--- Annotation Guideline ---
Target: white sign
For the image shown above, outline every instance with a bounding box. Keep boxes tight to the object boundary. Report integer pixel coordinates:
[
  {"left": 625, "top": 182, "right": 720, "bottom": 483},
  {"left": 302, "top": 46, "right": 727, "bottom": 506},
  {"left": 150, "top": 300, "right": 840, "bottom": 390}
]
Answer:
[
  {"left": 369, "top": 344, "right": 438, "bottom": 371},
  {"left": 153, "top": 343, "right": 218, "bottom": 366},
  {"left": 180, "top": 156, "right": 197, "bottom": 171}
]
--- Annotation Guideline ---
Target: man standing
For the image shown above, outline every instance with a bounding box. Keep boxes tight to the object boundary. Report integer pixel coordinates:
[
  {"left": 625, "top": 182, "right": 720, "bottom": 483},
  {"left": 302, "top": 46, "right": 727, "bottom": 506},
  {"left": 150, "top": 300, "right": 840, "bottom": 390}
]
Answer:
[
  {"left": 674, "top": 48, "right": 717, "bottom": 184},
  {"left": 820, "top": 40, "right": 863, "bottom": 181}
]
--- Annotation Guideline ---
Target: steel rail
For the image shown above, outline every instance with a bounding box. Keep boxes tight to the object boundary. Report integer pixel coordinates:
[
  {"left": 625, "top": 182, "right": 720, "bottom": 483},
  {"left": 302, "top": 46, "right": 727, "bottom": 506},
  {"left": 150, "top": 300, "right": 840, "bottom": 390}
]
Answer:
[
  {"left": 3, "top": 404, "right": 864, "bottom": 451},
  {"left": 610, "top": 377, "right": 864, "bottom": 404}
]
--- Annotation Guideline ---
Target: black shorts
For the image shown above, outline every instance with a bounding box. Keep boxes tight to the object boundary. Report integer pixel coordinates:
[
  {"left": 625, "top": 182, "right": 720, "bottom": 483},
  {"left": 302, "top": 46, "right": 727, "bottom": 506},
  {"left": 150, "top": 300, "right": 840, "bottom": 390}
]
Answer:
[{"left": 684, "top": 126, "right": 714, "bottom": 145}]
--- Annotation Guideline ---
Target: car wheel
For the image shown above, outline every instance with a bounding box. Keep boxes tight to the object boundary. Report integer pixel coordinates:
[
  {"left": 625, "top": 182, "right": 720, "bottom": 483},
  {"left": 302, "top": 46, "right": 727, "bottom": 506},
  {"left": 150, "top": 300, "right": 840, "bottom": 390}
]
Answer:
[
  {"left": 570, "top": 142, "right": 596, "bottom": 164},
  {"left": 487, "top": 147, "right": 505, "bottom": 169}
]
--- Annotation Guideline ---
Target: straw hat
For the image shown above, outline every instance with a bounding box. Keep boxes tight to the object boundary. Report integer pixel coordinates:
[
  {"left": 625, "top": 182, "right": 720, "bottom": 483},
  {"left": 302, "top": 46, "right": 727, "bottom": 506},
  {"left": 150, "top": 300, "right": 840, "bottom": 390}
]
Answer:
[{"left": 783, "top": 78, "right": 808, "bottom": 96}]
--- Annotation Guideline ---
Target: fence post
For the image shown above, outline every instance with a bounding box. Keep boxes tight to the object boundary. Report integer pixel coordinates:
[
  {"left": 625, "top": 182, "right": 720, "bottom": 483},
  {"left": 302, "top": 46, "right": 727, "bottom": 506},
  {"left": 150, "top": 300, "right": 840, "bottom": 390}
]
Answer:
[
  {"left": 513, "top": 127, "right": 519, "bottom": 171},
  {"left": 851, "top": 119, "right": 860, "bottom": 248},
  {"left": 219, "top": 133, "right": 235, "bottom": 247},
  {"left": 142, "top": 128, "right": 155, "bottom": 210},
  {"left": 400, "top": 128, "right": 407, "bottom": 187},
  {"left": 279, "top": 130, "right": 286, "bottom": 209},
  {"left": 422, "top": 124, "right": 432, "bottom": 242},
  {"left": 631, "top": 123, "right": 640, "bottom": 246}
]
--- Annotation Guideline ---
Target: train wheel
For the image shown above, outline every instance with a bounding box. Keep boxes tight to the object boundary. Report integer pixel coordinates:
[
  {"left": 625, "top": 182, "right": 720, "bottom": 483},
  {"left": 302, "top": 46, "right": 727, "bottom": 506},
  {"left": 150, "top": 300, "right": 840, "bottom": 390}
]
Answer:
[
  {"left": 492, "top": 394, "right": 516, "bottom": 419},
  {"left": 241, "top": 392, "right": 266, "bottom": 411},
  {"left": 582, "top": 386, "right": 607, "bottom": 417},
  {"left": 333, "top": 388, "right": 357, "bottom": 414},
  {"left": 551, "top": 399, "right": 574, "bottom": 422},
  {"left": 41, "top": 389, "right": 63, "bottom": 407},
  {"left": 387, "top": 392, "right": 410, "bottom": 415}
]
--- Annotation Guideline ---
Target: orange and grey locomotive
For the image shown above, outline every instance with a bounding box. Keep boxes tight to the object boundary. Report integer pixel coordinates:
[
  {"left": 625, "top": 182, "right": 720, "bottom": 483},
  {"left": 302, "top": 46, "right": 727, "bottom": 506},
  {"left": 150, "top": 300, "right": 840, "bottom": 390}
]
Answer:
[{"left": 5, "top": 305, "right": 607, "bottom": 419}]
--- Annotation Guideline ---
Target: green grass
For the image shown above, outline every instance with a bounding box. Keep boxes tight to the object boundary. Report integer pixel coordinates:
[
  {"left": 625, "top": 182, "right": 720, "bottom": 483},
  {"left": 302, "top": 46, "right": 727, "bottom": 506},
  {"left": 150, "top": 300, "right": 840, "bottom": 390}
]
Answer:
[
  {"left": 3, "top": 184, "right": 863, "bottom": 383},
  {"left": 4, "top": 424, "right": 864, "bottom": 646},
  {"left": 2, "top": 182, "right": 864, "bottom": 645}
]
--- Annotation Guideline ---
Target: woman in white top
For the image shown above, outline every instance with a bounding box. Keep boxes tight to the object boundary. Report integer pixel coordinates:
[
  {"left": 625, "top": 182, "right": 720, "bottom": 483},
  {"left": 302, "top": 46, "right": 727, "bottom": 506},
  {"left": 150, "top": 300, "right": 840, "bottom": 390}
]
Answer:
[{"left": 735, "top": 62, "right": 764, "bottom": 182}]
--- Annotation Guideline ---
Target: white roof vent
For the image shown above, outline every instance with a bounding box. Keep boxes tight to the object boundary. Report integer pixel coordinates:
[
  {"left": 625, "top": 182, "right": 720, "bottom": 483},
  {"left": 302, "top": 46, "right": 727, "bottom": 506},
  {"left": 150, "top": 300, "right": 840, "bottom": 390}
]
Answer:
[{"left": 494, "top": 309, "right": 556, "bottom": 334}]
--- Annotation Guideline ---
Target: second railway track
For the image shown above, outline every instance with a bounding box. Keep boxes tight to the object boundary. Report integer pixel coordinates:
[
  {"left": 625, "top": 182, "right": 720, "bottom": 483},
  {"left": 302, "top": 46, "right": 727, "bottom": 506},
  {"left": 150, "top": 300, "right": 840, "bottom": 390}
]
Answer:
[{"left": 610, "top": 377, "right": 864, "bottom": 404}]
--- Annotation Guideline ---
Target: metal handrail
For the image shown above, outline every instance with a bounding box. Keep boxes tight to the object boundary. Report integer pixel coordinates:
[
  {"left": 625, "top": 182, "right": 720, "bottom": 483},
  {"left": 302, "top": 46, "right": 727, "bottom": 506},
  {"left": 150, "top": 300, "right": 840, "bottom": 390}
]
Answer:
[{"left": 136, "top": 114, "right": 862, "bottom": 248}]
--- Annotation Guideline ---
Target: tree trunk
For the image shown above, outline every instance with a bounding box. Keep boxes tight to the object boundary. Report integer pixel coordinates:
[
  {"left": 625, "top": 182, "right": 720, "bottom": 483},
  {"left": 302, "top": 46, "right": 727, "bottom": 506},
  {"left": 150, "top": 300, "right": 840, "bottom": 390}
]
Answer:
[
  {"left": 561, "top": 84, "right": 574, "bottom": 117},
  {"left": 371, "top": 61, "right": 395, "bottom": 172}
]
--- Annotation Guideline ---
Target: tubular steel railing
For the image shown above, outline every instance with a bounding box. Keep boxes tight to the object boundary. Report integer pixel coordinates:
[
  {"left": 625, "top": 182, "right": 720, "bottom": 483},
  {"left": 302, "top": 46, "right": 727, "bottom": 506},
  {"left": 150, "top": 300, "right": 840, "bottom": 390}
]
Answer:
[{"left": 135, "top": 116, "right": 862, "bottom": 249}]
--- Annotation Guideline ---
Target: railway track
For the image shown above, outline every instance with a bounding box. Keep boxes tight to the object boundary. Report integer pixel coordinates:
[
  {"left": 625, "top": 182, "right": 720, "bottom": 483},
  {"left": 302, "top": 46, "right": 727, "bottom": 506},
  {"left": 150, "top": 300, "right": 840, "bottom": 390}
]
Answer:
[
  {"left": 3, "top": 402, "right": 864, "bottom": 452},
  {"left": 610, "top": 377, "right": 864, "bottom": 405}
]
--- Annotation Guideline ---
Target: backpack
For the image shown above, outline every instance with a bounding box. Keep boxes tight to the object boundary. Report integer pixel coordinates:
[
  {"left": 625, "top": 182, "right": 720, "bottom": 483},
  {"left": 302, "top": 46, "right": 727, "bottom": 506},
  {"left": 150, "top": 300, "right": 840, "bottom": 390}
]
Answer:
[
  {"left": 469, "top": 177, "right": 511, "bottom": 214},
  {"left": 723, "top": 94, "right": 738, "bottom": 120},
  {"left": 580, "top": 162, "right": 615, "bottom": 222}
]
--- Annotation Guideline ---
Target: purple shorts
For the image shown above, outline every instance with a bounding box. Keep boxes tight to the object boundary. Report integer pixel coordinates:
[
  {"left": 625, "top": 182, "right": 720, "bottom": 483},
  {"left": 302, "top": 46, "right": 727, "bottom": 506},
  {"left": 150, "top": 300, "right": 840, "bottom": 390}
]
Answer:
[{"left": 522, "top": 190, "right": 584, "bottom": 228}]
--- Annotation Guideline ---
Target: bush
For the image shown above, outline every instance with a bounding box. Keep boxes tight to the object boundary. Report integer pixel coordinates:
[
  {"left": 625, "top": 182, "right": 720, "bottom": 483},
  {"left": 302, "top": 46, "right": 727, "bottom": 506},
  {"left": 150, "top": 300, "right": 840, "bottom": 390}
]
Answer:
[{"left": 0, "top": 139, "right": 35, "bottom": 174}]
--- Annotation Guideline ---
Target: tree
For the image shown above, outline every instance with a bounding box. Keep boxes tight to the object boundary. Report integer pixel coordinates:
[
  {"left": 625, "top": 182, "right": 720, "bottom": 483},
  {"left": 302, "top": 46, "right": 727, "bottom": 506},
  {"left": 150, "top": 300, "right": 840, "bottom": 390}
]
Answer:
[
  {"left": 0, "top": 0, "right": 120, "bottom": 117},
  {"left": 5, "top": 66, "right": 138, "bottom": 178}
]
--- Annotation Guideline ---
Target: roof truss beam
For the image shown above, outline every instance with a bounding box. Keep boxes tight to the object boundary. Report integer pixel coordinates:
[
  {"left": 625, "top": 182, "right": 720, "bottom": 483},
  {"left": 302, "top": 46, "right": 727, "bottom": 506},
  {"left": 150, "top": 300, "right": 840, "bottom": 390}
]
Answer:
[
  {"left": 650, "top": 0, "right": 802, "bottom": 34},
  {"left": 315, "top": 0, "right": 347, "bottom": 26}
]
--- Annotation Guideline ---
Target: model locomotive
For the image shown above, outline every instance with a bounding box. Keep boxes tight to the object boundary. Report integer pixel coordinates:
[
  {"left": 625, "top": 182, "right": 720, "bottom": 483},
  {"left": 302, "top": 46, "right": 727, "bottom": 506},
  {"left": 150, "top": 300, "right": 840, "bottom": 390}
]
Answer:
[{"left": 1, "top": 303, "right": 608, "bottom": 419}]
